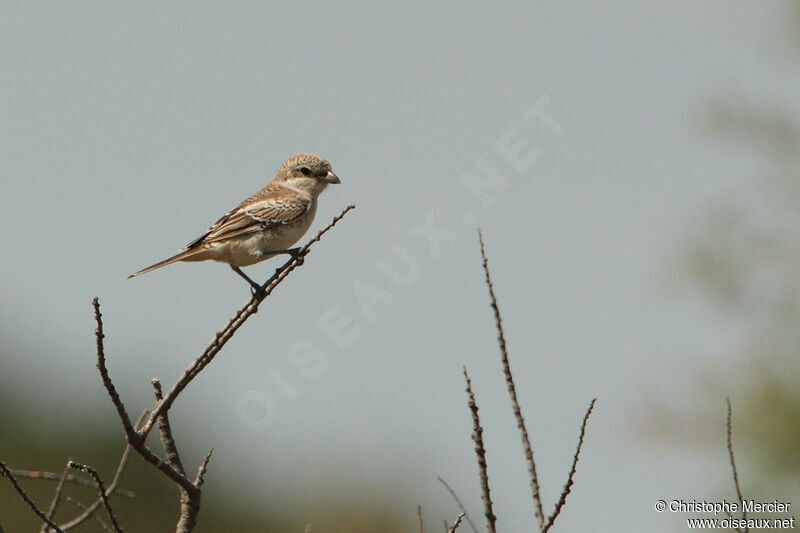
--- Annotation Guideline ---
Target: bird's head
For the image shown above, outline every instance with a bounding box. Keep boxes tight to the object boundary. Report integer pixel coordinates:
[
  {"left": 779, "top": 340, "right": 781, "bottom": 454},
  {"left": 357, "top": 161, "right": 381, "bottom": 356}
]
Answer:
[{"left": 275, "top": 153, "right": 340, "bottom": 195}]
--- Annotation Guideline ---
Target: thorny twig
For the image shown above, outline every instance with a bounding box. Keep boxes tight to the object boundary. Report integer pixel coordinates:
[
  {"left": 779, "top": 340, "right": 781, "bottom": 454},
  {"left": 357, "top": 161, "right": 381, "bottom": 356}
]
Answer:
[
  {"left": 726, "top": 398, "right": 749, "bottom": 533},
  {"left": 67, "top": 461, "right": 122, "bottom": 533},
  {"left": 436, "top": 477, "right": 479, "bottom": 533},
  {"left": 139, "top": 205, "right": 355, "bottom": 439},
  {"left": 58, "top": 410, "right": 147, "bottom": 531},
  {"left": 463, "top": 366, "right": 496, "bottom": 533},
  {"left": 478, "top": 230, "right": 545, "bottom": 527},
  {"left": 447, "top": 513, "right": 466, "bottom": 533},
  {"left": 542, "top": 399, "right": 596, "bottom": 533},
  {"left": 0, "top": 462, "right": 65, "bottom": 533}
]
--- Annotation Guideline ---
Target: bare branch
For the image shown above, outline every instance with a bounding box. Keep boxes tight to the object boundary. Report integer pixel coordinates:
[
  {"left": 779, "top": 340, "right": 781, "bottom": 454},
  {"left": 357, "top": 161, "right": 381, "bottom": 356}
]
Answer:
[
  {"left": 67, "top": 498, "right": 112, "bottom": 533},
  {"left": 477, "top": 229, "right": 545, "bottom": 527},
  {"left": 194, "top": 449, "right": 213, "bottom": 487},
  {"left": 59, "top": 410, "right": 147, "bottom": 531},
  {"left": 139, "top": 205, "right": 355, "bottom": 439},
  {"left": 726, "top": 398, "right": 748, "bottom": 533},
  {"left": 92, "top": 298, "right": 139, "bottom": 444},
  {"left": 463, "top": 366, "right": 496, "bottom": 533},
  {"left": 542, "top": 398, "right": 596, "bottom": 533},
  {"left": 9, "top": 470, "right": 135, "bottom": 498},
  {"left": 68, "top": 461, "right": 122, "bottom": 533},
  {"left": 40, "top": 462, "right": 70, "bottom": 533},
  {"left": 152, "top": 378, "right": 185, "bottom": 476},
  {"left": 447, "top": 513, "right": 466, "bottom": 533},
  {"left": 93, "top": 297, "right": 199, "bottom": 495},
  {"left": 436, "top": 477, "right": 479, "bottom": 533},
  {"left": 0, "top": 461, "right": 65, "bottom": 533},
  {"left": 418, "top": 505, "right": 424, "bottom": 533}
]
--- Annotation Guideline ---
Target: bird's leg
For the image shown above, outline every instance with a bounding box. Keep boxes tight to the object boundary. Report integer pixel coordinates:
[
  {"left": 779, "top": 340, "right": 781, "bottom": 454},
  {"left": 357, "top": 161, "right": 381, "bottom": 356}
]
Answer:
[
  {"left": 269, "top": 247, "right": 302, "bottom": 257},
  {"left": 230, "top": 266, "right": 264, "bottom": 296},
  {"left": 266, "top": 247, "right": 304, "bottom": 265}
]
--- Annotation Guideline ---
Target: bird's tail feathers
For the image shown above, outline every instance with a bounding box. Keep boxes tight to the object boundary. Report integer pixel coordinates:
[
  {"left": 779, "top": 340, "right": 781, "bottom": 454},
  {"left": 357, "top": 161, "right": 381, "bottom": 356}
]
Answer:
[{"left": 126, "top": 248, "right": 200, "bottom": 280}]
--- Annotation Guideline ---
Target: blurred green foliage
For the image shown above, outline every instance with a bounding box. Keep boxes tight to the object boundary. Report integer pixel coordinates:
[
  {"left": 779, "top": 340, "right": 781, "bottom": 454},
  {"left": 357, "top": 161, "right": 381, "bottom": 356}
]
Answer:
[{"left": 650, "top": 0, "right": 800, "bottom": 525}]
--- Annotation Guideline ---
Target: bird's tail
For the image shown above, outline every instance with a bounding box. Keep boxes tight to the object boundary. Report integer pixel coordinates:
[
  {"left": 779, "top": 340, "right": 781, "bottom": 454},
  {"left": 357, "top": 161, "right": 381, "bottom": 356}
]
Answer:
[{"left": 127, "top": 248, "right": 201, "bottom": 279}]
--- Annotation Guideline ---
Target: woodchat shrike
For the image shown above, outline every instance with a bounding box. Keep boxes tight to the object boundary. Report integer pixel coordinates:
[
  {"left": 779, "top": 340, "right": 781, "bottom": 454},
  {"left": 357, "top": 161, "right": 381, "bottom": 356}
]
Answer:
[{"left": 128, "top": 153, "right": 340, "bottom": 290}]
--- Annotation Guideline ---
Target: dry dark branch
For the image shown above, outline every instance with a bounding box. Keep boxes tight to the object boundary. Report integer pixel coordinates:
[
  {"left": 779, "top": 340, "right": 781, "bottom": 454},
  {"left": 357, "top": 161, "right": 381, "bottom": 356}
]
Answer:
[
  {"left": 93, "top": 299, "right": 139, "bottom": 444},
  {"left": 542, "top": 398, "right": 596, "bottom": 533},
  {"left": 463, "top": 366, "right": 496, "bottom": 533},
  {"left": 68, "top": 461, "right": 122, "bottom": 533},
  {"left": 418, "top": 505, "right": 424, "bottom": 533},
  {"left": 436, "top": 477, "right": 479, "bottom": 533},
  {"left": 139, "top": 205, "right": 355, "bottom": 440},
  {"left": 447, "top": 513, "right": 466, "bottom": 533},
  {"left": 9, "top": 470, "right": 135, "bottom": 498},
  {"left": 93, "top": 302, "right": 197, "bottom": 494},
  {"left": 152, "top": 378, "right": 185, "bottom": 476},
  {"left": 0, "top": 461, "right": 65, "bottom": 533},
  {"left": 59, "top": 410, "right": 147, "bottom": 531},
  {"left": 726, "top": 398, "right": 748, "bottom": 533},
  {"left": 477, "top": 230, "right": 545, "bottom": 527}
]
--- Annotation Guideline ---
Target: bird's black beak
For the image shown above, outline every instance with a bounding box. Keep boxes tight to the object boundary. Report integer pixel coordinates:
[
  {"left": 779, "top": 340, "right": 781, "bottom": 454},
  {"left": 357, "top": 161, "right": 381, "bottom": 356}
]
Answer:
[{"left": 324, "top": 171, "right": 341, "bottom": 184}]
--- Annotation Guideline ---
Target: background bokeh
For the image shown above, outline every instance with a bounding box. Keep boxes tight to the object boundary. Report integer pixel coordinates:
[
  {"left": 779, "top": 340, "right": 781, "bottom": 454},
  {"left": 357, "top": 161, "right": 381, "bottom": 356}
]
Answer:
[{"left": 2, "top": 2, "right": 799, "bottom": 531}]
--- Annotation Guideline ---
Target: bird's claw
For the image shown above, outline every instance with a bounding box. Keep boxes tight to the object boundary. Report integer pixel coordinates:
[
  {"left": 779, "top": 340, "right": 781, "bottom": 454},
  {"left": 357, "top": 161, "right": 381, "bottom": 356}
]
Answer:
[
  {"left": 250, "top": 283, "right": 266, "bottom": 299},
  {"left": 288, "top": 247, "right": 305, "bottom": 264}
]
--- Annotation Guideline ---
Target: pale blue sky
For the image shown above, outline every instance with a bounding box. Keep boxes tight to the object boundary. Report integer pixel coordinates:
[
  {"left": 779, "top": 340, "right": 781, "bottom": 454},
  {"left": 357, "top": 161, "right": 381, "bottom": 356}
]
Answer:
[{"left": 1, "top": 2, "right": 794, "bottom": 530}]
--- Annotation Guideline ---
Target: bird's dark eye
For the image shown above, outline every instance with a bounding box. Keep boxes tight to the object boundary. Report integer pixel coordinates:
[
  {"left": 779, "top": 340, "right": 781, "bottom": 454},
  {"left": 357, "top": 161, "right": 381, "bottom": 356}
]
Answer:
[{"left": 300, "top": 167, "right": 312, "bottom": 176}]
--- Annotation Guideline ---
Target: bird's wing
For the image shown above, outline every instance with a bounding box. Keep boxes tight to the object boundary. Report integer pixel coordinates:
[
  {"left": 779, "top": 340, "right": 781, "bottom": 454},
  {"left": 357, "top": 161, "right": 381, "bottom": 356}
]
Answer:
[{"left": 186, "top": 186, "right": 310, "bottom": 248}]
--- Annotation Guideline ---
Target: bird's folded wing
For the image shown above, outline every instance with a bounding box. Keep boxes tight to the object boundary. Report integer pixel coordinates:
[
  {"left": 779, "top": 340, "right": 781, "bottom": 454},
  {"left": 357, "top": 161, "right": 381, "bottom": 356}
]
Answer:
[{"left": 186, "top": 188, "right": 310, "bottom": 248}]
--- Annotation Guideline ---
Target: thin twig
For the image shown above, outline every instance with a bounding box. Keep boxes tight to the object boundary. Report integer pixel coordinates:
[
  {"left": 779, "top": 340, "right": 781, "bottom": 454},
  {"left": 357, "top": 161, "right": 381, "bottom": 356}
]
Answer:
[
  {"left": 40, "top": 462, "right": 70, "bottom": 533},
  {"left": 436, "top": 477, "right": 479, "bottom": 533},
  {"left": 194, "top": 449, "right": 213, "bottom": 487},
  {"left": 93, "top": 298, "right": 198, "bottom": 494},
  {"left": 92, "top": 299, "right": 139, "bottom": 443},
  {"left": 463, "top": 367, "right": 496, "bottom": 533},
  {"left": 152, "top": 378, "right": 185, "bottom": 476},
  {"left": 726, "top": 398, "right": 748, "bottom": 533},
  {"left": 10, "top": 470, "right": 135, "bottom": 498},
  {"left": 59, "top": 410, "right": 147, "bottom": 531},
  {"left": 68, "top": 461, "right": 122, "bottom": 533},
  {"left": 418, "top": 505, "right": 424, "bottom": 533},
  {"left": 447, "top": 513, "right": 466, "bottom": 533},
  {"left": 477, "top": 229, "right": 545, "bottom": 528},
  {"left": 0, "top": 461, "right": 65, "bottom": 533},
  {"left": 67, "top": 498, "right": 112, "bottom": 533},
  {"left": 542, "top": 398, "right": 596, "bottom": 533},
  {"left": 139, "top": 205, "right": 355, "bottom": 439}
]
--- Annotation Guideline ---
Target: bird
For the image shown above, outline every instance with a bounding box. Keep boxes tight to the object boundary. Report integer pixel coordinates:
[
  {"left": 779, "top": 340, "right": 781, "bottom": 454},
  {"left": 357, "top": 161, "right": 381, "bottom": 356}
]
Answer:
[{"left": 127, "top": 153, "right": 341, "bottom": 292}]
